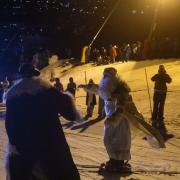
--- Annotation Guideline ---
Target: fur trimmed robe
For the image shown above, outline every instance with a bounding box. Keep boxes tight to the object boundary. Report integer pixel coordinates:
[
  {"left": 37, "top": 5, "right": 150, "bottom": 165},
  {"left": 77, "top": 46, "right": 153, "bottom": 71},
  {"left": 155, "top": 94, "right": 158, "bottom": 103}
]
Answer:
[
  {"left": 82, "top": 75, "right": 131, "bottom": 160},
  {"left": 5, "top": 77, "right": 80, "bottom": 180},
  {"left": 99, "top": 75, "right": 131, "bottom": 160}
]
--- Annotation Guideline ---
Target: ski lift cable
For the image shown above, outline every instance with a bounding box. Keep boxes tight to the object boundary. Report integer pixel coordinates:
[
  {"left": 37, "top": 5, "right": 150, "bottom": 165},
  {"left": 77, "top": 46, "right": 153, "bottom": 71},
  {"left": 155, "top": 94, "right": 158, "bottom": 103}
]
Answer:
[{"left": 89, "top": 0, "right": 121, "bottom": 47}]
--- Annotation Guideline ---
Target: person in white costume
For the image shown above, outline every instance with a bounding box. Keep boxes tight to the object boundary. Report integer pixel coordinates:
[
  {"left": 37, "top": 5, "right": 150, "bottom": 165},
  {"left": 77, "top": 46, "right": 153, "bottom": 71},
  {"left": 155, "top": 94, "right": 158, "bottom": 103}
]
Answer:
[{"left": 99, "top": 67, "right": 131, "bottom": 171}]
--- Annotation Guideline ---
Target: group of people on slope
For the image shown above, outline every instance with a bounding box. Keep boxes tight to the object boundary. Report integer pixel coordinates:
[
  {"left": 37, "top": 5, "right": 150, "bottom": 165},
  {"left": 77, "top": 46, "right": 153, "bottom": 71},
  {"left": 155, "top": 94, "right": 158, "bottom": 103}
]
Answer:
[
  {"left": 4, "top": 63, "right": 171, "bottom": 179},
  {"left": 89, "top": 42, "right": 141, "bottom": 65},
  {"left": 53, "top": 77, "right": 77, "bottom": 97},
  {"left": 54, "top": 76, "right": 105, "bottom": 121}
]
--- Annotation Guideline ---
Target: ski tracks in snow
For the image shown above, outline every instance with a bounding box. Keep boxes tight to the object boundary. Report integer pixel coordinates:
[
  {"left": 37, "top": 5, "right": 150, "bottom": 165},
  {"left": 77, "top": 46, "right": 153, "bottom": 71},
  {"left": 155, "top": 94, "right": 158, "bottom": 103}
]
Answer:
[{"left": 65, "top": 129, "right": 180, "bottom": 180}]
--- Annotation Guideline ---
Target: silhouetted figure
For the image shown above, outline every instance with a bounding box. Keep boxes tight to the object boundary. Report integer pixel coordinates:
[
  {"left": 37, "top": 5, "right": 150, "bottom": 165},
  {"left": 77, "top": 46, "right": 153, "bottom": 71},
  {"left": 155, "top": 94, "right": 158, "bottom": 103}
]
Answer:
[
  {"left": 132, "top": 43, "right": 138, "bottom": 59},
  {"left": 101, "top": 47, "right": 109, "bottom": 64},
  {"left": 5, "top": 63, "right": 80, "bottom": 180},
  {"left": 85, "top": 79, "right": 97, "bottom": 119},
  {"left": 151, "top": 65, "right": 172, "bottom": 137},
  {"left": 54, "top": 78, "right": 64, "bottom": 92},
  {"left": 66, "top": 77, "right": 77, "bottom": 97},
  {"left": 124, "top": 44, "right": 131, "bottom": 62},
  {"left": 85, "top": 47, "right": 91, "bottom": 63}
]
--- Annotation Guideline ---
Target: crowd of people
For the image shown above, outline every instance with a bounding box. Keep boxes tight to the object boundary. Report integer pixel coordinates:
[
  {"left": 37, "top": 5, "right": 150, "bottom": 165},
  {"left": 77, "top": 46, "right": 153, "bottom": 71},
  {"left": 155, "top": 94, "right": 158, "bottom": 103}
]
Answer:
[
  {"left": 86, "top": 38, "right": 180, "bottom": 65},
  {"left": 87, "top": 43, "right": 140, "bottom": 65},
  {"left": 52, "top": 77, "right": 105, "bottom": 120}
]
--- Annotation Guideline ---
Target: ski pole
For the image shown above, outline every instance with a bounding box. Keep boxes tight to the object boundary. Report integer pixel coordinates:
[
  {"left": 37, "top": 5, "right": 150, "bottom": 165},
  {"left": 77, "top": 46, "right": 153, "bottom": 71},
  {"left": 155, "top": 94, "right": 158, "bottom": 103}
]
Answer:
[{"left": 145, "top": 68, "right": 153, "bottom": 116}]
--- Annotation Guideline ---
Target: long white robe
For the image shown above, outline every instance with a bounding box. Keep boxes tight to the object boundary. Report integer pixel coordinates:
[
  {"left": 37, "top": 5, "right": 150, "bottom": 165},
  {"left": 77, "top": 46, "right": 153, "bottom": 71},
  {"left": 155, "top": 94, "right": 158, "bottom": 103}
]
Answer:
[
  {"left": 99, "top": 76, "right": 131, "bottom": 160},
  {"left": 84, "top": 76, "right": 131, "bottom": 160}
]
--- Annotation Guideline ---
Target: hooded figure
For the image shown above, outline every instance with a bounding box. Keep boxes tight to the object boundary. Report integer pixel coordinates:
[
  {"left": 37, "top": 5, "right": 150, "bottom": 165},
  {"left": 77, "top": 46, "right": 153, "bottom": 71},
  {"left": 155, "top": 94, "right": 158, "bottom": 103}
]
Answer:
[
  {"left": 5, "top": 63, "right": 80, "bottom": 180},
  {"left": 79, "top": 67, "right": 131, "bottom": 171},
  {"left": 151, "top": 65, "right": 172, "bottom": 137},
  {"left": 54, "top": 77, "right": 64, "bottom": 92}
]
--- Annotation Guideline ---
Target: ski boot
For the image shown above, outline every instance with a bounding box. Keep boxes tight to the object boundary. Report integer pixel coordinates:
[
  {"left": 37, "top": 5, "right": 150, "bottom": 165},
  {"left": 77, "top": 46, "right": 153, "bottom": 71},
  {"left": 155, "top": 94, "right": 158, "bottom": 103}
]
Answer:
[{"left": 99, "top": 160, "right": 131, "bottom": 174}]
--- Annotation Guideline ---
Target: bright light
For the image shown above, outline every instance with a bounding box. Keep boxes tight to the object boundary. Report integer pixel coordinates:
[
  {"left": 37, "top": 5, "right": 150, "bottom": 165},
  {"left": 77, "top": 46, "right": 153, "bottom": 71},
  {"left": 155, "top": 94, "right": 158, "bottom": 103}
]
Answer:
[{"left": 159, "top": 0, "right": 176, "bottom": 7}]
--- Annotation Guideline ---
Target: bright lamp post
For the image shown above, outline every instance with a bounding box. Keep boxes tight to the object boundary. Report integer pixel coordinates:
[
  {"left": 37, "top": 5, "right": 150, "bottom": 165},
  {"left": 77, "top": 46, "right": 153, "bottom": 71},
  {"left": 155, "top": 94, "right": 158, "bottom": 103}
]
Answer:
[
  {"left": 148, "top": 0, "right": 161, "bottom": 40},
  {"left": 142, "top": 0, "right": 168, "bottom": 59},
  {"left": 148, "top": 0, "right": 171, "bottom": 40}
]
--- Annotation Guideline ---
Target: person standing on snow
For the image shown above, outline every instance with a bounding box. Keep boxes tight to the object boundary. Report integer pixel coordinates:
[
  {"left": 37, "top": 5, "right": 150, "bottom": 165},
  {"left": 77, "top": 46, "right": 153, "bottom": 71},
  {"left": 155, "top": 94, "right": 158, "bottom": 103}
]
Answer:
[
  {"left": 5, "top": 63, "right": 80, "bottom": 180},
  {"left": 125, "top": 44, "right": 131, "bottom": 62},
  {"left": 54, "top": 77, "right": 64, "bottom": 92},
  {"left": 84, "top": 79, "right": 97, "bottom": 119},
  {"left": 66, "top": 77, "right": 77, "bottom": 97},
  {"left": 151, "top": 65, "right": 172, "bottom": 137},
  {"left": 109, "top": 44, "right": 117, "bottom": 63}
]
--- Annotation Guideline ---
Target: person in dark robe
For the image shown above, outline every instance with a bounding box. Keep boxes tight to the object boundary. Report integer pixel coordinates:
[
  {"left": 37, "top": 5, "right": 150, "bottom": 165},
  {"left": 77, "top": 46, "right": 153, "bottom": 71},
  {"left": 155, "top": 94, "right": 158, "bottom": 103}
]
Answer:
[
  {"left": 66, "top": 77, "right": 77, "bottom": 97},
  {"left": 54, "top": 77, "right": 64, "bottom": 92},
  {"left": 5, "top": 63, "right": 80, "bottom": 180},
  {"left": 151, "top": 65, "right": 172, "bottom": 138}
]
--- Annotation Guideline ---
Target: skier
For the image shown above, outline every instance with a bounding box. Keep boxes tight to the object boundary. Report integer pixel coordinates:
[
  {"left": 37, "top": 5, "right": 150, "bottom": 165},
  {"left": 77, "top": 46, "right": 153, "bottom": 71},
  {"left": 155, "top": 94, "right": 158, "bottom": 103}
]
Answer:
[
  {"left": 151, "top": 65, "right": 172, "bottom": 138},
  {"left": 66, "top": 77, "right": 77, "bottom": 97},
  {"left": 84, "top": 79, "right": 97, "bottom": 119},
  {"left": 5, "top": 63, "right": 81, "bottom": 180}
]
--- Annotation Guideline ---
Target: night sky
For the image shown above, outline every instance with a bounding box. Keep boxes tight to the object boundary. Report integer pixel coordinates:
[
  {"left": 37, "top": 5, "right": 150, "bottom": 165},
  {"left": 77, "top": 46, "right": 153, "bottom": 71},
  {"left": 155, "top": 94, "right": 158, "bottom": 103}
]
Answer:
[{"left": 0, "top": 0, "right": 180, "bottom": 74}]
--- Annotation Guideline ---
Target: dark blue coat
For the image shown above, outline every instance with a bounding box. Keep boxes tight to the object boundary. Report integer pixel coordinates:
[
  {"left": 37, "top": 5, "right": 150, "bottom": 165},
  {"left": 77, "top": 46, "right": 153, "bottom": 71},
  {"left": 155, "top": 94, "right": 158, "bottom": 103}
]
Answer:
[{"left": 5, "top": 77, "right": 80, "bottom": 180}]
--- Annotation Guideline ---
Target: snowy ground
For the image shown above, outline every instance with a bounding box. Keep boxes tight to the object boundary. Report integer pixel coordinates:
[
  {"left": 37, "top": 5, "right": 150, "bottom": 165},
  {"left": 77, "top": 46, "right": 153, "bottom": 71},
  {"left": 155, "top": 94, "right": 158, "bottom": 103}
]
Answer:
[{"left": 1, "top": 59, "right": 180, "bottom": 180}]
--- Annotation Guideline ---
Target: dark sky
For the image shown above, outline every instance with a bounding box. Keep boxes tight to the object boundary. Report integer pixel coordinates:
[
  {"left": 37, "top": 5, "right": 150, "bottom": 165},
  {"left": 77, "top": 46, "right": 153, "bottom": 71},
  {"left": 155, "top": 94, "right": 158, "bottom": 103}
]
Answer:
[
  {"left": 0, "top": 0, "right": 179, "bottom": 41},
  {"left": 0, "top": 0, "right": 180, "bottom": 74}
]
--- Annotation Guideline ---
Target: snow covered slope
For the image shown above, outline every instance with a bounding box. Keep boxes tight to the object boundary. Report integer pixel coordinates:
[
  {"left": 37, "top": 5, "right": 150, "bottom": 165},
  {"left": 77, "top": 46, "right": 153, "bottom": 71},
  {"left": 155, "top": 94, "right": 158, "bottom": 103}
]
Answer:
[{"left": 1, "top": 59, "right": 180, "bottom": 180}]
